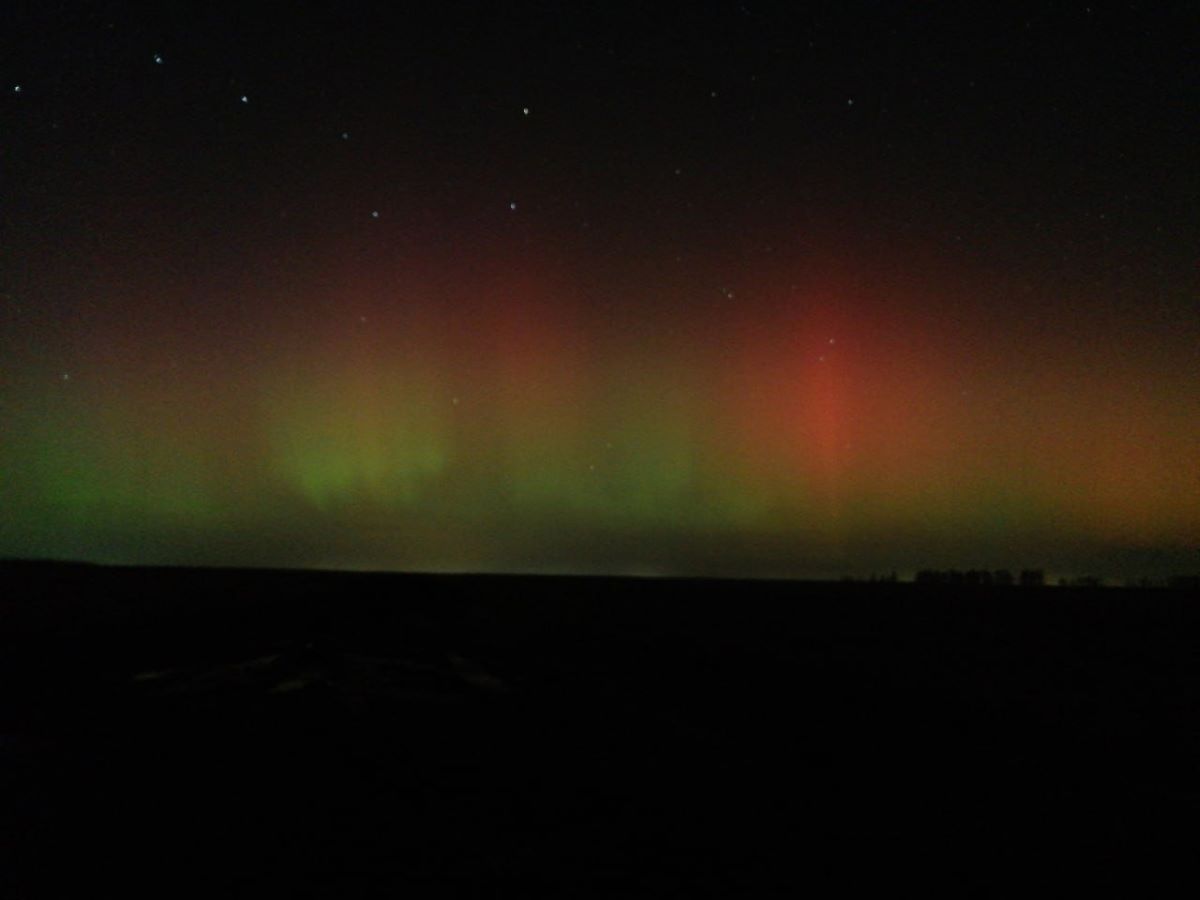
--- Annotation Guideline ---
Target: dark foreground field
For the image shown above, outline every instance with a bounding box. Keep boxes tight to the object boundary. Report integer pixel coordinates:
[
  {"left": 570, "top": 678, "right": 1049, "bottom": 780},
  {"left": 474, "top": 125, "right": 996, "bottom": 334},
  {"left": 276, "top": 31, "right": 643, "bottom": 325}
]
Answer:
[{"left": 2, "top": 562, "right": 1198, "bottom": 896}]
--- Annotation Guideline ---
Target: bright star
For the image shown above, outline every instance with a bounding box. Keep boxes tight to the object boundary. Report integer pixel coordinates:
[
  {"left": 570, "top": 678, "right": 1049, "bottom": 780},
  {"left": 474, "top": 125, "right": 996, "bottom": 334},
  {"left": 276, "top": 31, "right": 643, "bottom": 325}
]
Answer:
[
  {"left": 13, "top": 85, "right": 21, "bottom": 93},
  {"left": 153, "top": 54, "right": 163, "bottom": 64},
  {"left": 240, "top": 95, "right": 249, "bottom": 103},
  {"left": 509, "top": 202, "right": 517, "bottom": 211}
]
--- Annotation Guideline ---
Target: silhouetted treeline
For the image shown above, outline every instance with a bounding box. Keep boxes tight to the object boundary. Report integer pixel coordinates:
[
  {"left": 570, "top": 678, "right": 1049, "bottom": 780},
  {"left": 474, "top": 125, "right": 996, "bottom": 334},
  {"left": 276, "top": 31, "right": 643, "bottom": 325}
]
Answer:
[
  {"left": 912, "top": 571, "right": 1200, "bottom": 590},
  {"left": 1059, "top": 575, "right": 1102, "bottom": 588},
  {"left": 914, "top": 569, "right": 1030, "bottom": 587},
  {"left": 840, "top": 572, "right": 899, "bottom": 584}
]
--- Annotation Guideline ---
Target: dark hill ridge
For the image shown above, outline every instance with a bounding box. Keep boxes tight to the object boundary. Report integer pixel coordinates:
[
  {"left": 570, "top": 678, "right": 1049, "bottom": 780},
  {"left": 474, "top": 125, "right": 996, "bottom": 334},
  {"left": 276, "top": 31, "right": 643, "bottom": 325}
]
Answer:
[{"left": 2, "top": 562, "right": 1198, "bottom": 896}]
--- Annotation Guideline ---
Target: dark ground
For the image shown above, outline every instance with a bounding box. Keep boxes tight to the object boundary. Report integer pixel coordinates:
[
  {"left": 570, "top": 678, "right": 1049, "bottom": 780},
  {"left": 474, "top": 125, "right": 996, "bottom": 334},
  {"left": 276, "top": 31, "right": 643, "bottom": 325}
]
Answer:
[{"left": 2, "top": 561, "right": 1197, "bottom": 896}]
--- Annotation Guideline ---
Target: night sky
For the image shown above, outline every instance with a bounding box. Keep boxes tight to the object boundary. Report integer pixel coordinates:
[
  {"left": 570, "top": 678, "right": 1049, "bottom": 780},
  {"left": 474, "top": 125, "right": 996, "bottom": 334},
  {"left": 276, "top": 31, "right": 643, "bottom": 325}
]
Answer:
[{"left": 2, "top": 2, "right": 1197, "bottom": 579}]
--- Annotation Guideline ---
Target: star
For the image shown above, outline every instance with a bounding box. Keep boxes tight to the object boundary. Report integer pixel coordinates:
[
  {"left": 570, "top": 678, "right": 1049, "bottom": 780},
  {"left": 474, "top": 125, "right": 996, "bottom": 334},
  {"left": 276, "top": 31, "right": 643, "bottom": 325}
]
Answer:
[
  {"left": 153, "top": 53, "right": 163, "bottom": 64},
  {"left": 240, "top": 95, "right": 249, "bottom": 103},
  {"left": 522, "top": 107, "right": 530, "bottom": 116},
  {"left": 847, "top": 97, "right": 854, "bottom": 106},
  {"left": 371, "top": 210, "right": 379, "bottom": 218},
  {"left": 509, "top": 202, "right": 517, "bottom": 211},
  {"left": 61, "top": 372, "right": 70, "bottom": 381},
  {"left": 13, "top": 85, "right": 21, "bottom": 93},
  {"left": 341, "top": 132, "right": 350, "bottom": 140}
]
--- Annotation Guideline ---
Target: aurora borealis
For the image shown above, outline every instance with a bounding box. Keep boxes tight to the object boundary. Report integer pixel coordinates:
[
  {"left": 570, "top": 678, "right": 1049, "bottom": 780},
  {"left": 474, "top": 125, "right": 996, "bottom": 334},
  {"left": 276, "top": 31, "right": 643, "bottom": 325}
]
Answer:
[{"left": 2, "top": 3, "right": 1197, "bottom": 578}]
